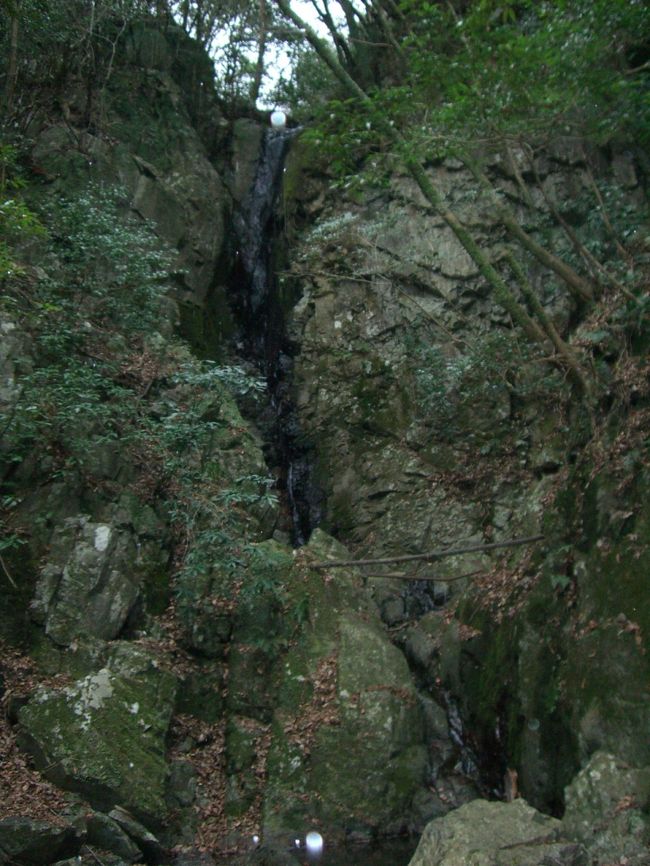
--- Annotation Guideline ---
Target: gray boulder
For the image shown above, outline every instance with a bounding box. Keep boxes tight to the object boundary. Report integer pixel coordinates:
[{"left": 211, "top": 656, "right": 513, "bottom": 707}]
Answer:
[
  {"left": 85, "top": 811, "right": 142, "bottom": 863},
  {"left": 562, "top": 752, "right": 650, "bottom": 865},
  {"left": 408, "top": 799, "right": 587, "bottom": 866},
  {"left": 108, "top": 805, "right": 167, "bottom": 863},
  {"left": 18, "top": 644, "right": 177, "bottom": 827},
  {"left": 30, "top": 516, "right": 141, "bottom": 646}
]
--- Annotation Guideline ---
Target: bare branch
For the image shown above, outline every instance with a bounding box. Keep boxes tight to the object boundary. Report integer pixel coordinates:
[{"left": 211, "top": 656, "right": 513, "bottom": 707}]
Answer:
[{"left": 310, "top": 534, "right": 544, "bottom": 570}]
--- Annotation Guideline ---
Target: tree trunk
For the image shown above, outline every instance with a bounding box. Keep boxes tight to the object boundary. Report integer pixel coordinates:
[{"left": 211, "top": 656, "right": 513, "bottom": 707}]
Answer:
[
  {"left": 461, "top": 155, "right": 595, "bottom": 303},
  {"left": 273, "top": 0, "right": 549, "bottom": 348},
  {"left": 504, "top": 252, "right": 592, "bottom": 397},
  {"left": 249, "top": 0, "right": 268, "bottom": 104},
  {"left": 4, "top": 10, "right": 19, "bottom": 115}
]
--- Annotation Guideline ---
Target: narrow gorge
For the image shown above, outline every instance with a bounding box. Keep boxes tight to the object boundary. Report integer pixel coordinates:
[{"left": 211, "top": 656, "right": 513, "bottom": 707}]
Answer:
[{"left": 0, "top": 6, "right": 649, "bottom": 866}]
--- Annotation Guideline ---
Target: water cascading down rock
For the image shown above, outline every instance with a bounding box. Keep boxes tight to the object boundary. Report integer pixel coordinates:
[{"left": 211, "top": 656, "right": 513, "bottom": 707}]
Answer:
[{"left": 231, "top": 127, "right": 323, "bottom": 545}]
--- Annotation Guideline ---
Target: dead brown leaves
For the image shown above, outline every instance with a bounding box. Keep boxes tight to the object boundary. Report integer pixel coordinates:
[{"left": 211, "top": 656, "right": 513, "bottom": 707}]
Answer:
[
  {"left": 169, "top": 713, "right": 271, "bottom": 857},
  {"left": 0, "top": 642, "right": 71, "bottom": 824},
  {"left": 283, "top": 653, "right": 340, "bottom": 758},
  {"left": 119, "top": 348, "right": 165, "bottom": 397}
]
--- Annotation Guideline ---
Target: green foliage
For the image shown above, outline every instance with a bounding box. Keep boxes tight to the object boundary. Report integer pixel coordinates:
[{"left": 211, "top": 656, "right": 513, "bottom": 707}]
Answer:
[
  {"left": 0, "top": 494, "right": 24, "bottom": 556},
  {"left": 399, "top": 0, "right": 650, "bottom": 148},
  {"left": 550, "top": 573, "right": 571, "bottom": 592},
  {"left": 173, "top": 361, "right": 266, "bottom": 396},
  {"left": 1, "top": 184, "right": 174, "bottom": 464},
  {"left": 303, "top": 0, "right": 650, "bottom": 183},
  {"left": 411, "top": 330, "right": 561, "bottom": 440},
  {"left": 1, "top": 177, "right": 279, "bottom": 613},
  {"left": 5, "top": 360, "right": 135, "bottom": 461},
  {"left": 269, "top": 40, "right": 339, "bottom": 117},
  {"left": 217, "top": 474, "right": 278, "bottom": 509},
  {"left": 0, "top": 143, "right": 45, "bottom": 277},
  {"left": 0, "top": 0, "right": 156, "bottom": 111},
  {"left": 44, "top": 184, "right": 175, "bottom": 332}
]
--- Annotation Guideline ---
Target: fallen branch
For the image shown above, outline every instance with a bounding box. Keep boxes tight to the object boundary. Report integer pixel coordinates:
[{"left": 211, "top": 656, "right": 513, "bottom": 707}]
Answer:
[
  {"left": 310, "top": 534, "right": 544, "bottom": 570},
  {"left": 0, "top": 553, "right": 18, "bottom": 589},
  {"left": 83, "top": 846, "right": 108, "bottom": 866},
  {"left": 364, "top": 568, "right": 485, "bottom": 582}
]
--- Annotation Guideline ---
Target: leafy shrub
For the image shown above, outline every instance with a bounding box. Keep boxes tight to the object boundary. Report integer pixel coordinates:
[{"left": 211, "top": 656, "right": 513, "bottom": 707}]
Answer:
[
  {"left": 43, "top": 184, "right": 174, "bottom": 333},
  {"left": 0, "top": 143, "right": 45, "bottom": 278},
  {"left": 1, "top": 181, "right": 277, "bottom": 617},
  {"left": 411, "top": 330, "right": 561, "bottom": 440}
]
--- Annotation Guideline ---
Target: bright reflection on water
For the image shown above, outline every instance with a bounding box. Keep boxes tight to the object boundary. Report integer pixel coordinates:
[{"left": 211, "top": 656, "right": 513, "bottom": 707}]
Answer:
[
  {"left": 295, "top": 838, "right": 416, "bottom": 866},
  {"left": 305, "top": 831, "right": 324, "bottom": 856},
  {"left": 270, "top": 834, "right": 417, "bottom": 866},
  {"left": 243, "top": 833, "right": 417, "bottom": 865}
]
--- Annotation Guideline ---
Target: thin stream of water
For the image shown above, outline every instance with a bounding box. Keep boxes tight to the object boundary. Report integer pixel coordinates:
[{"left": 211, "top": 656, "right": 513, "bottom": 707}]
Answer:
[{"left": 231, "top": 127, "right": 324, "bottom": 546}]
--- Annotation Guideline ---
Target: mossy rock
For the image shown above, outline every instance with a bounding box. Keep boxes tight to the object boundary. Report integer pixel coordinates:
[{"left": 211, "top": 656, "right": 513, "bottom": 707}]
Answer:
[
  {"left": 18, "top": 645, "right": 177, "bottom": 828},
  {"left": 408, "top": 799, "right": 584, "bottom": 866},
  {"left": 562, "top": 752, "right": 650, "bottom": 862},
  {"left": 176, "top": 663, "right": 226, "bottom": 723},
  {"left": 260, "top": 531, "right": 428, "bottom": 838}
]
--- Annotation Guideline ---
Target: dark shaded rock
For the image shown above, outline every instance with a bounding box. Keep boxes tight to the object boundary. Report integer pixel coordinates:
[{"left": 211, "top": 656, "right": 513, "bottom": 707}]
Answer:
[
  {"left": 108, "top": 806, "right": 167, "bottom": 863},
  {"left": 0, "top": 817, "right": 80, "bottom": 865},
  {"left": 167, "top": 760, "right": 197, "bottom": 809},
  {"left": 54, "top": 856, "right": 129, "bottom": 866},
  {"left": 86, "top": 812, "right": 142, "bottom": 863},
  {"left": 230, "top": 841, "right": 300, "bottom": 866},
  {"left": 176, "top": 664, "right": 226, "bottom": 723}
]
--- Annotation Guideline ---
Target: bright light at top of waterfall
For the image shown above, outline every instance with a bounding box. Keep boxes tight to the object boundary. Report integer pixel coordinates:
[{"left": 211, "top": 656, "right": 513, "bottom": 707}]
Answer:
[
  {"left": 305, "top": 831, "right": 324, "bottom": 854},
  {"left": 270, "top": 109, "right": 287, "bottom": 129}
]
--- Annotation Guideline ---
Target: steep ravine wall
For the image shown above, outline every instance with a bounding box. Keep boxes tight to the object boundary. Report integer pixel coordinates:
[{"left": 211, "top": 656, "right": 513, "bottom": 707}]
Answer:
[
  {"left": 0, "top": 19, "right": 649, "bottom": 866},
  {"left": 1, "top": 21, "right": 461, "bottom": 866},
  {"left": 280, "top": 133, "right": 650, "bottom": 820}
]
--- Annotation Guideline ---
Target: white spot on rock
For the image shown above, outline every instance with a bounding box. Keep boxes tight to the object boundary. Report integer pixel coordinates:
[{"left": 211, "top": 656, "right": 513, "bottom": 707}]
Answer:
[
  {"left": 94, "top": 525, "right": 112, "bottom": 552},
  {"left": 70, "top": 668, "right": 114, "bottom": 731}
]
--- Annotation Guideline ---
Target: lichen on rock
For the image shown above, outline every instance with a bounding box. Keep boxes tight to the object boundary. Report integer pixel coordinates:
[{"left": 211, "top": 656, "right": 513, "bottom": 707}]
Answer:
[{"left": 17, "top": 644, "right": 177, "bottom": 827}]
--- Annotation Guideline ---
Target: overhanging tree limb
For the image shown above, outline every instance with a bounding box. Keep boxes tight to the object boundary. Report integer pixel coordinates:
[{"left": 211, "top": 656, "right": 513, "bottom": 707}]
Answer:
[
  {"left": 273, "top": 0, "right": 551, "bottom": 350},
  {"left": 275, "top": 0, "right": 367, "bottom": 98},
  {"left": 461, "top": 154, "right": 595, "bottom": 303},
  {"left": 503, "top": 250, "right": 592, "bottom": 397}
]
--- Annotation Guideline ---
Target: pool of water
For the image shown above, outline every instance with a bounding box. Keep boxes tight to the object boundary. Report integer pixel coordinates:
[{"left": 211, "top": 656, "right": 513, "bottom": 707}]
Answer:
[
  {"left": 291, "top": 838, "right": 417, "bottom": 866},
  {"left": 228, "top": 838, "right": 418, "bottom": 866}
]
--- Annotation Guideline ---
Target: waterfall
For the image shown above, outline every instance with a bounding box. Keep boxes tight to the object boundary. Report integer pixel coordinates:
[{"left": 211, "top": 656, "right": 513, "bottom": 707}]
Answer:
[{"left": 231, "top": 127, "right": 324, "bottom": 546}]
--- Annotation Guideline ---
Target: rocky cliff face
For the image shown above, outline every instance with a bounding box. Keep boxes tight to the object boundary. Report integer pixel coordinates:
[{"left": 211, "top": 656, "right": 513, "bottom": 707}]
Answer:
[
  {"left": 0, "top": 19, "right": 452, "bottom": 864},
  {"left": 282, "top": 135, "right": 649, "bottom": 808},
  {"left": 0, "top": 16, "right": 649, "bottom": 866}
]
